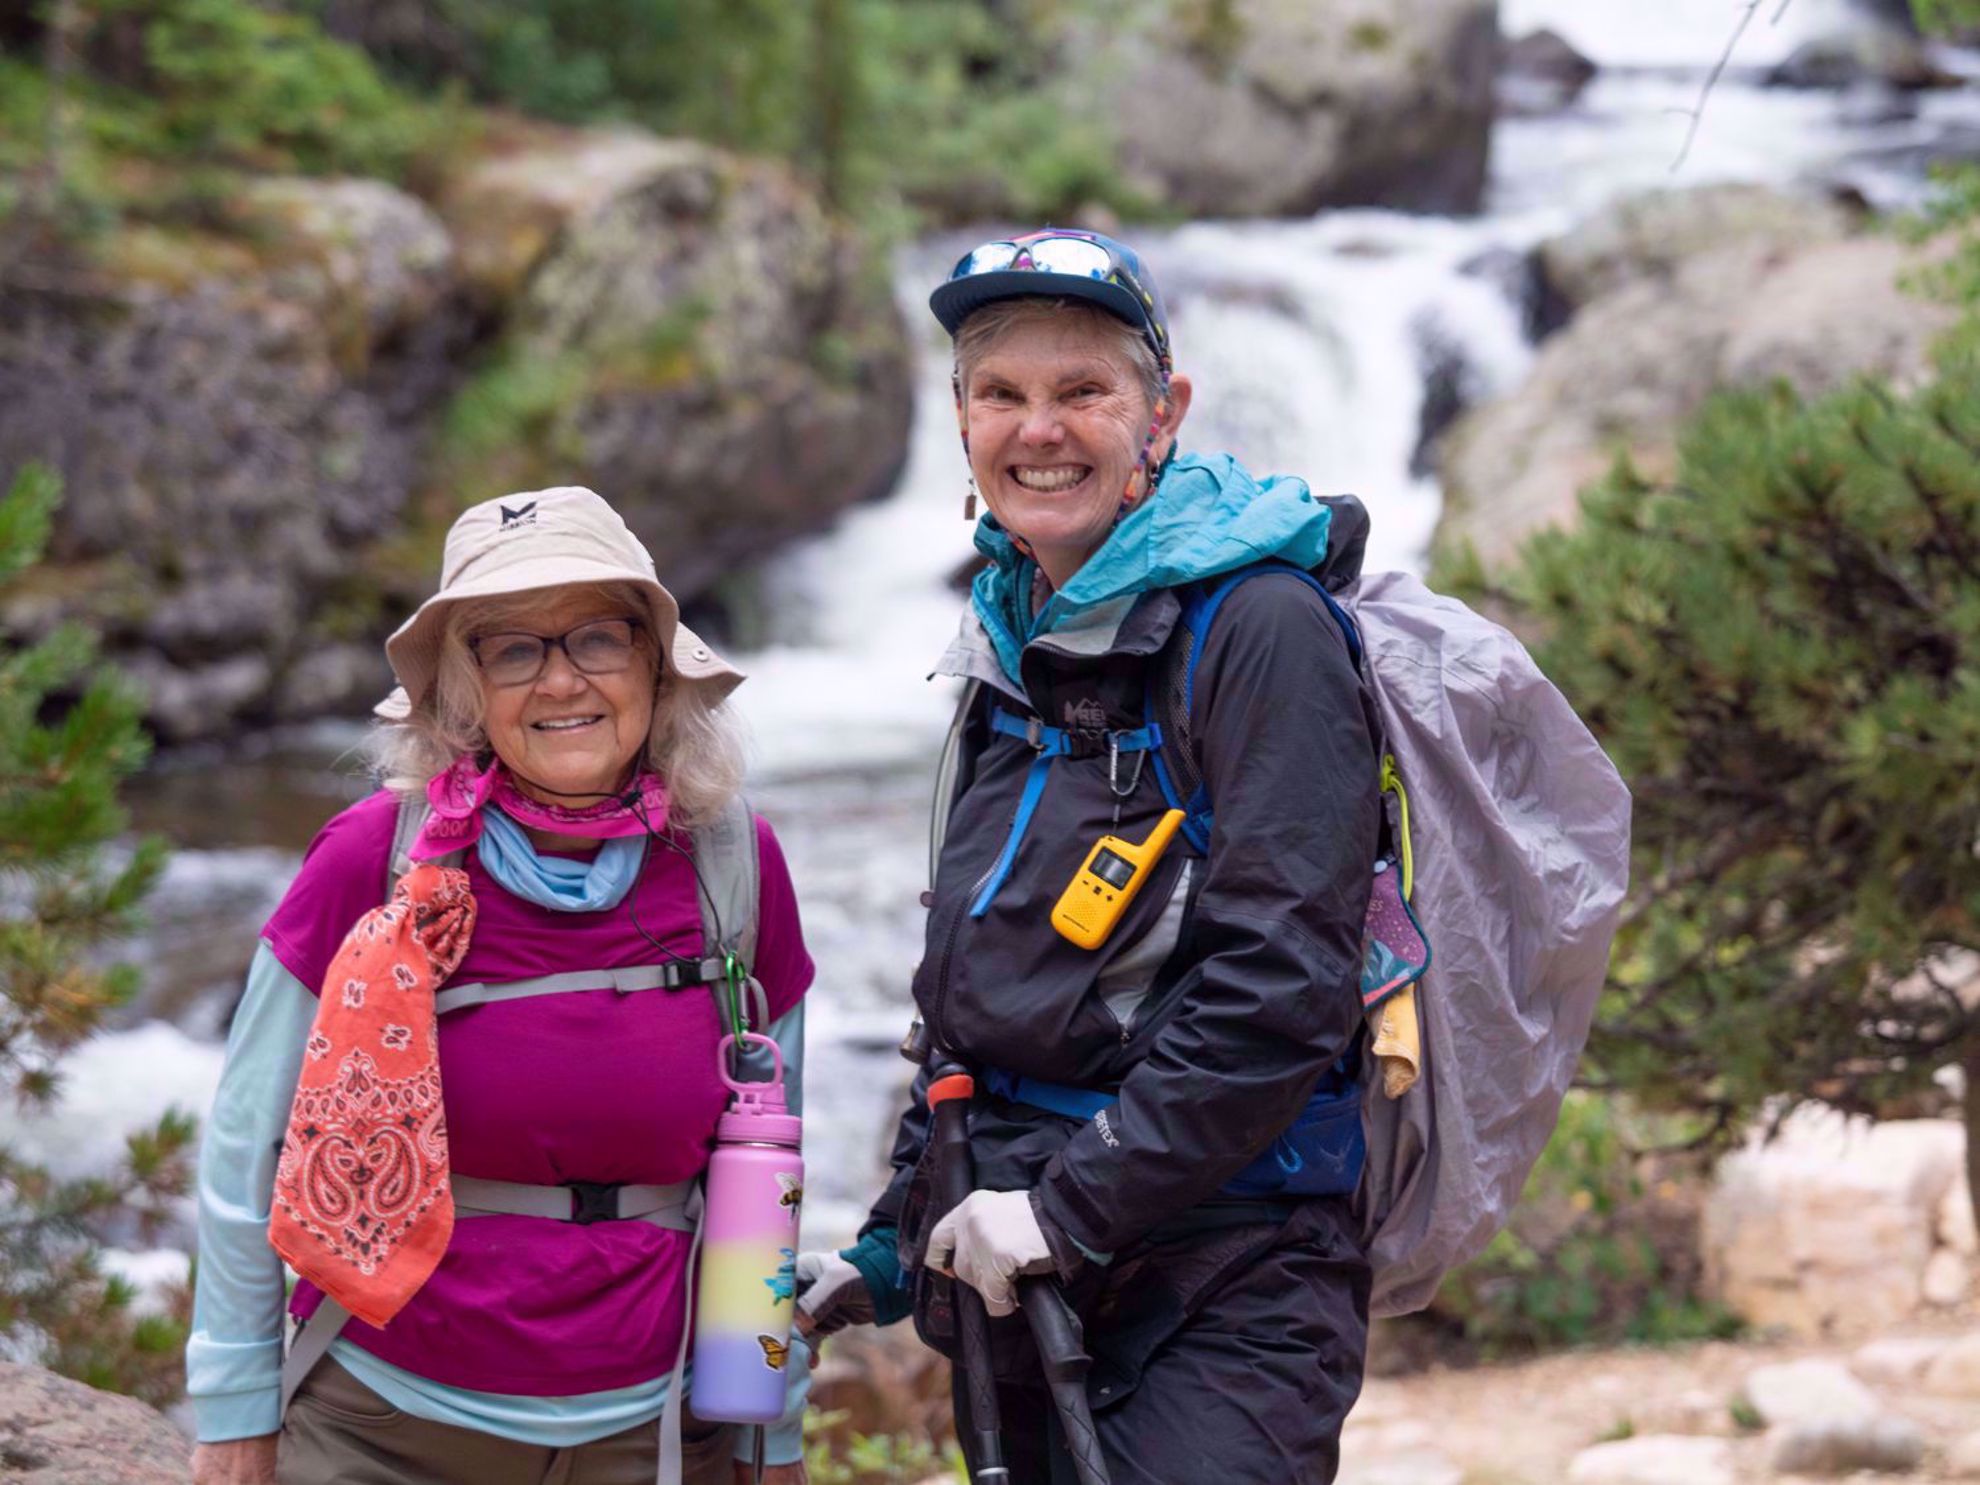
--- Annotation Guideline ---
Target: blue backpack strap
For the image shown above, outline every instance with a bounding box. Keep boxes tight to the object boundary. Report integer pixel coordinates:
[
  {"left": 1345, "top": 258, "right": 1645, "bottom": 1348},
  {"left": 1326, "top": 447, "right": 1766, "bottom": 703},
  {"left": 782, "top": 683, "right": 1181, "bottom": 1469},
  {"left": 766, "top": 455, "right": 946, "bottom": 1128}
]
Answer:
[
  {"left": 969, "top": 707, "right": 1164, "bottom": 918},
  {"left": 1147, "top": 561, "right": 1362, "bottom": 854}
]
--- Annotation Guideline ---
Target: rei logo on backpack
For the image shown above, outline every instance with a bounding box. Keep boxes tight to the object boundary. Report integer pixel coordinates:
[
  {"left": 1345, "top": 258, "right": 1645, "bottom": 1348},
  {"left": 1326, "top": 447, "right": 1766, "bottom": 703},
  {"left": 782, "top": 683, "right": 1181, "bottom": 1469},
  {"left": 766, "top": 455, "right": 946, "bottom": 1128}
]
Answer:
[{"left": 1153, "top": 561, "right": 1632, "bottom": 1318}]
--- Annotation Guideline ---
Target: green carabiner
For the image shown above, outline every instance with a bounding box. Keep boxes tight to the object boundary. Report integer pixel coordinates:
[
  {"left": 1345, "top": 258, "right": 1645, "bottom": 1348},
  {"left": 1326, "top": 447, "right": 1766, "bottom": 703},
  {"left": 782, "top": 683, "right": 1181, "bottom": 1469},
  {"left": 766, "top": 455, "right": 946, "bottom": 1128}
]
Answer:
[{"left": 722, "top": 948, "right": 748, "bottom": 1042}]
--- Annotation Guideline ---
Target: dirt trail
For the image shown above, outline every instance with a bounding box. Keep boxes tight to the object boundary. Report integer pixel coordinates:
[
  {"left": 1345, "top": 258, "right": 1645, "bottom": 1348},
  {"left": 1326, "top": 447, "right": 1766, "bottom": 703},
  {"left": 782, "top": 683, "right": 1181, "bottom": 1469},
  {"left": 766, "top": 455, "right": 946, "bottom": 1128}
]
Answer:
[{"left": 1342, "top": 1320, "right": 1979, "bottom": 1484}]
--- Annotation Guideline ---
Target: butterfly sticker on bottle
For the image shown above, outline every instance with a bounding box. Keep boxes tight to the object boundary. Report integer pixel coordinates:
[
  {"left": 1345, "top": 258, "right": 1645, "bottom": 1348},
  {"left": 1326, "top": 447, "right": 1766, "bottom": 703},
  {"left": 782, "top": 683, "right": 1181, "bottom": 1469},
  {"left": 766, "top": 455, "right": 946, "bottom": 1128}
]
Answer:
[{"left": 756, "top": 1334, "right": 790, "bottom": 1371}]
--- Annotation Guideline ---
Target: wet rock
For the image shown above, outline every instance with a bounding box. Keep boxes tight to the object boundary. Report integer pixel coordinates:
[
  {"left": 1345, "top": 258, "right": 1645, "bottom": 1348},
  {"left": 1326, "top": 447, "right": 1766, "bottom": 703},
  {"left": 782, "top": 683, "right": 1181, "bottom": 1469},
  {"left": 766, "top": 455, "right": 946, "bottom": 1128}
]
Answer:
[
  {"left": 1537, "top": 184, "right": 1856, "bottom": 317},
  {"left": 1924, "top": 1330, "right": 1980, "bottom": 1397},
  {"left": 1768, "top": 26, "right": 1956, "bottom": 89},
  {"left": 1767, "top": 1415, "right": 1926, "bottom": 1475},
  {"left": 1564, "top": 1434, "right": 1734, "bottom": 1485},
  {"left": 1459, "top": 244, "right": 1565, "bottom": 343},
  {"left": 0, "top": 1362, "right": 191, "bottom": 1483},
  {"left": 1498, "top": 27, "right": 1598, "bottom": 116},
  {"left": 1410, "top": 314, "right": 1482, "bottom": 478},
  {"left": 1086, "top": 0, "right": 1498, "bottom": 218},
  {"left": 1437, "top": 231, "right": 1955, "bottom": 573}
]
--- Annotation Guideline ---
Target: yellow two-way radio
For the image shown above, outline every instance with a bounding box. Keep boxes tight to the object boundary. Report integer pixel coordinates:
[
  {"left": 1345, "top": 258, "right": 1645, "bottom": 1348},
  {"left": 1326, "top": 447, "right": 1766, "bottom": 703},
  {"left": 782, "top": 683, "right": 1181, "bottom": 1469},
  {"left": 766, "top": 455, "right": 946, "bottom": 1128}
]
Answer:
[{"left": 1050, "top": 809, "right": 1187, "bottom": 951}]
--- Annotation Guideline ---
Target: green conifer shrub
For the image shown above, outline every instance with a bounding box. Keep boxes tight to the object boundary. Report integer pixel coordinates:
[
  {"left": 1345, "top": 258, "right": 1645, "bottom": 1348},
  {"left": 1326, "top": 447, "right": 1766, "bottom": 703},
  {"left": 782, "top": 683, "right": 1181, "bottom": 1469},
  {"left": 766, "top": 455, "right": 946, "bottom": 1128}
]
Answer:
[
  {"left": 1454, "top": 362, "right": 1980, "bottom": 1229},
  {"left": 0, "top": 461, "right": 189, "bottom": 1404}
]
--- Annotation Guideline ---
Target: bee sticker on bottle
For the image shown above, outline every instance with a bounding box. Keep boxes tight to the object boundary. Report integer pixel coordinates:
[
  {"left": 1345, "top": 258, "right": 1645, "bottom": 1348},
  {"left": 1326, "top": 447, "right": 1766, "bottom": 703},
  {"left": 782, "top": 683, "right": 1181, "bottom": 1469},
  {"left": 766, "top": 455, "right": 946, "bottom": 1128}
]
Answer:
[
  {"left": 775, "top": 1172, "right": 803, "bottom": 1222},
  {"left": 1051, "top": 809, "right": 1186, "bottom": 950}
]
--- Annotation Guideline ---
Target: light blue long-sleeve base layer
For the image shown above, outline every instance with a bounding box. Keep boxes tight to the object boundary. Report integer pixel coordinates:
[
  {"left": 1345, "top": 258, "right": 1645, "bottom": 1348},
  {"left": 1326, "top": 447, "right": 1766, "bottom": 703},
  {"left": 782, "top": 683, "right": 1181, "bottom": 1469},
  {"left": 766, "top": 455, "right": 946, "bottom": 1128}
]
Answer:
[{"left": 188, "top": 863, "right": 811, "bottom": 1466}]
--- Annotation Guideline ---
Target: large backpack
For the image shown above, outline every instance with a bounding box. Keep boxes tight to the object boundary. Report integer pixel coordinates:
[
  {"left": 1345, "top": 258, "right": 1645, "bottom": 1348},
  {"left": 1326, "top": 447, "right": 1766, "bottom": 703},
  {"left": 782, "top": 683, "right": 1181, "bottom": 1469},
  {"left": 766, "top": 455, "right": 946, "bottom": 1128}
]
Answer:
[{"left": 1153, "top": 564, "right": 1632, "bottom": 1317}]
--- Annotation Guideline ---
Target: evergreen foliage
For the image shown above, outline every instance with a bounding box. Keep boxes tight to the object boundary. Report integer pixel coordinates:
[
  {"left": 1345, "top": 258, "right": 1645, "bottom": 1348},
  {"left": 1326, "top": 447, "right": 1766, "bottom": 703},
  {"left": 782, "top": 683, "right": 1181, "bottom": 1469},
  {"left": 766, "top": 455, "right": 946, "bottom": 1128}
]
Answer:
[
  {"left": 1455, "top": 362, "right": 1980, "bottom": 1190},
  {"left": 0, "top": 0, "right": 1143, "bottom": 232},
  {"left": 0, "top": 462, "right": 189, "bottom": 1405}
]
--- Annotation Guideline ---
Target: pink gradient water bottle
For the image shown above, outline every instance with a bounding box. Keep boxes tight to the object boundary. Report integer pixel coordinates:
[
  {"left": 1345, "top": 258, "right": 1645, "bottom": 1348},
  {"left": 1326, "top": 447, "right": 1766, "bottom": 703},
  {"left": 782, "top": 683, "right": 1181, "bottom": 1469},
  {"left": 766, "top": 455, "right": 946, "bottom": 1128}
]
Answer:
[{"left": 691, "top": 1032, "right": 804, "bottom": 1423}]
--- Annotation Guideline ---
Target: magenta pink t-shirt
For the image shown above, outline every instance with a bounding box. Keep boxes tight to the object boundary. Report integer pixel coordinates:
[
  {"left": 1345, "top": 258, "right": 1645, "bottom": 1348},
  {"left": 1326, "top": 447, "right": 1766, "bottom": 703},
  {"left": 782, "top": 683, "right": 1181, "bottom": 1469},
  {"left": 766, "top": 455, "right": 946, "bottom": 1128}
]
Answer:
[{"left": 262, "top": 789, "right": 813, "bottom": 1395}]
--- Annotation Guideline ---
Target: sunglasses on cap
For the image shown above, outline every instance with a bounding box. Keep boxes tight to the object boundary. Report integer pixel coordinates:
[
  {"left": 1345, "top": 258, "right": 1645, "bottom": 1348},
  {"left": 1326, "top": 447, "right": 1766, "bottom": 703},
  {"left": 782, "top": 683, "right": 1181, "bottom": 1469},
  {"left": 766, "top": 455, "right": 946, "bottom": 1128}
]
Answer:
[{"left": 944, "top": 231, "right": 1171, "bottom": 366}]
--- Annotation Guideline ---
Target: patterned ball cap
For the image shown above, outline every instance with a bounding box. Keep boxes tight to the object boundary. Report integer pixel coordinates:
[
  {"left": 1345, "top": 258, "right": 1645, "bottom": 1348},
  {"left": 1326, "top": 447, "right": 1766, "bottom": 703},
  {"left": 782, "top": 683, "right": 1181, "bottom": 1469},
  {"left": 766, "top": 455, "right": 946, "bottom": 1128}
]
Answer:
[{"left": 929, "top": 228, "right": 1172, "bottom": 370}]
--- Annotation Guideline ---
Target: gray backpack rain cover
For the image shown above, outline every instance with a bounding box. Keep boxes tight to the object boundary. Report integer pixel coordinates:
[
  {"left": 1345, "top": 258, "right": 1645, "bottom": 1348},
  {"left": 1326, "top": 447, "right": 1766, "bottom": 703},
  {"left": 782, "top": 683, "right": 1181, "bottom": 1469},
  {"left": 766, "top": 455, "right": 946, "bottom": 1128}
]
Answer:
[{"left": 1349, "top": 571, "right": 1633, "bottom": 1317}]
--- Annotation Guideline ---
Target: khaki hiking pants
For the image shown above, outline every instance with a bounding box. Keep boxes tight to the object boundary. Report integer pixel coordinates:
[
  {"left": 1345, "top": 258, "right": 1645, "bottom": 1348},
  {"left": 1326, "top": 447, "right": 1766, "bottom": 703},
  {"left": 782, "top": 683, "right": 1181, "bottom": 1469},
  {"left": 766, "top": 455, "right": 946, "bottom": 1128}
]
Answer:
[{"left": 277, "top": 1359, "right": 739, "bottom": 1485}]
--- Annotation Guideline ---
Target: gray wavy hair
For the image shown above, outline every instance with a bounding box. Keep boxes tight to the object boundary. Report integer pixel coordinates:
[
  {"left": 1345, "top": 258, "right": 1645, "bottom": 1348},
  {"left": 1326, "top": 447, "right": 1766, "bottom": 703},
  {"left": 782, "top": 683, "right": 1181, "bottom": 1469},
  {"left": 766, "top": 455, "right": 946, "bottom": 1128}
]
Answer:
[
  {"left": 363, "top": 581, "right": 747, "bottom": 833},
  {"left": 953, "top": 297, "right": 1165, "bottom": 408}
]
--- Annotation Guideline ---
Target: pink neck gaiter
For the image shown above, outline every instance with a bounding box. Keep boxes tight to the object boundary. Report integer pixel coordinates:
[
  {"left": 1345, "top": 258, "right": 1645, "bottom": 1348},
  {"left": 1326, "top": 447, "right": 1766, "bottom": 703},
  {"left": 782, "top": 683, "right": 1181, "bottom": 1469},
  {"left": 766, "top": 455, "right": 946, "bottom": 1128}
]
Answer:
[{"left": 410, "top": 755, "right": 670, "bottom": 861}]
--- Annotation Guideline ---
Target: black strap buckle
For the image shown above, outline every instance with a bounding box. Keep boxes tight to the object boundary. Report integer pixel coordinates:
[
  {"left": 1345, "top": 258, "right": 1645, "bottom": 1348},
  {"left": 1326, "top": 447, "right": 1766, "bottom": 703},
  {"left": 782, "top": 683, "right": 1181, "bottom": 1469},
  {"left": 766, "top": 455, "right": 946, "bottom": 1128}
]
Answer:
[{"left": 565, "top": 1180, "right": 623, "bottom": 1225}]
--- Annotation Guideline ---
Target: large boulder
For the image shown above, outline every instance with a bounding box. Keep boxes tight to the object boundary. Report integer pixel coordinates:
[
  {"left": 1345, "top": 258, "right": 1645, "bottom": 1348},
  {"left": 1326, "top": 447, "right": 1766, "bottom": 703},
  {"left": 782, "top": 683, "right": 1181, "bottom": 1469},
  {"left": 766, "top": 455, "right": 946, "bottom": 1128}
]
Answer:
[
  {"left": 1535, "top": 184, "right": 1857, "bottom": 319},
  {"left": 0, "top": 1362, "right": 190, "bottom": 1483},
  {"left": 1767, "top": 25, "right": 1956, "bottom": 89},
  {"left": 0, "top": 128, "right": 914, "bottom": 743},
  {"left": 437, "top": 130, "right": 914, "bottom": 605},
  {"left": 0, "top": 178, "right": 464, "bottom": 741},
  {"left": 1498, "top": 28, "right": 1597, "bottom": 116},
  {"left": 1086, "top": 0, "right": 1499, "bottom": 218},
  {"left": 1699, "top": 1113, "right": 1968, "bottom": 1339},
  {"left": 1434, "top": 218, "right": 1955, "bottom": 572}
]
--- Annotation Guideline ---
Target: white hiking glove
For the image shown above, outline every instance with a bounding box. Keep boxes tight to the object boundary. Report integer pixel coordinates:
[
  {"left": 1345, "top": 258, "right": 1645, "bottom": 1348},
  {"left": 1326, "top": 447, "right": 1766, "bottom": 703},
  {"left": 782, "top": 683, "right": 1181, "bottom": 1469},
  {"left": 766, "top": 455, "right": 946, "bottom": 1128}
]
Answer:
[
  {"left": 925, "top": 1188, "right": 1055, "bottom": 1318},
  {"left": 794, "top": 1249, "right": 872, "bottom": 1338}
]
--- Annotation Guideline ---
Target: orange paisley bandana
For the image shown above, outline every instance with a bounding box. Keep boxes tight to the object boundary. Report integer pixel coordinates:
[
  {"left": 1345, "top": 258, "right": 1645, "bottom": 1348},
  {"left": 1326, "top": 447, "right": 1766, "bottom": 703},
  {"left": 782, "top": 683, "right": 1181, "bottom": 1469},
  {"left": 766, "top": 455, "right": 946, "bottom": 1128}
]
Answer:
[{"left": 270, "top": 863, "right": 476, "bottom": 1329}]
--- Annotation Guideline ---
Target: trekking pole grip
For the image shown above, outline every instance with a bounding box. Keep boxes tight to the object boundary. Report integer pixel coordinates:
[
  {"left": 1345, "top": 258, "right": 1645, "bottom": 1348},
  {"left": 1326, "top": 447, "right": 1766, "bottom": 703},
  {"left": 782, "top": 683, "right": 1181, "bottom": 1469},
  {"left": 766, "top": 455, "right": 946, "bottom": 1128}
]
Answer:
[
  {"left": 1017, "top": 1277, "right": 1110, "bottom": 1485},
  {"left": 926, "top": 1062, "right": 1008, "bottom": 1481}
]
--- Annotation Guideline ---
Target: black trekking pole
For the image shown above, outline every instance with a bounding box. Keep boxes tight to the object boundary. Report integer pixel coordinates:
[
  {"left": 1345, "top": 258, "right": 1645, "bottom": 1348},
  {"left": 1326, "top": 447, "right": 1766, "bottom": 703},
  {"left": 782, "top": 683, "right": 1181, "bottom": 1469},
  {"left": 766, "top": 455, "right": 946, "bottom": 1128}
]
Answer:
[
  {"left": 1015, "top": 1276, "right": 1111, "bottom": 1485},
  {"left": 924, "top": 1056, "right": 1010, "bottom": 1483}
]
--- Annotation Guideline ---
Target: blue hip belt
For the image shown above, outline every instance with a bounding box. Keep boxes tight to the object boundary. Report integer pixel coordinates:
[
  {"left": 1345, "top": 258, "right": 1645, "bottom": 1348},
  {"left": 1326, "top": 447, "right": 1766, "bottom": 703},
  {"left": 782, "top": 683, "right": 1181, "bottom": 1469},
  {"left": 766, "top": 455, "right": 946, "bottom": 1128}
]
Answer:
[{"left": 983, "top": 1066, "right": 1365, "bottom": 1199}]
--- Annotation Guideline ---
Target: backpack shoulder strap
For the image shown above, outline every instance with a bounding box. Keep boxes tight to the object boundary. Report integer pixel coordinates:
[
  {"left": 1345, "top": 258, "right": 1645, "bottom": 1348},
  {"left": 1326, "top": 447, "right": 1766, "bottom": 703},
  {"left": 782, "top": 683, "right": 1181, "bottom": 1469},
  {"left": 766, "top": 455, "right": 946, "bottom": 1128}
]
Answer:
[
  {"left": 386, "top": 790, "right": 466, "bottom": 902},
  {"left": 928, "top": 679, "right": 983, "bottom": 890},
  {"left": 1150, "top": 561, "right": 1365, "bottom": 854},
  {"left": 690, "top": 789, "right": 760, "bottom": 985}
]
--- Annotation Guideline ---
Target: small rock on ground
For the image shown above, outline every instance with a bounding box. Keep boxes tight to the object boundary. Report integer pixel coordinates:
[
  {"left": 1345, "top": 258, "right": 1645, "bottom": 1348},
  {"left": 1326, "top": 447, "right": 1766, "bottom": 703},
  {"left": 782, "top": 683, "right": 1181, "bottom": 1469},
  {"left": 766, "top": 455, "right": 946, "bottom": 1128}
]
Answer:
[
  {"left": 1768, "top": 1415, "right": 1926, "bottom": 1475},
  {"left": 1742, "top": 1358, "right": 1881, "bottom": 1426},
  {"left": 1565, "top": 1434, "right": 1735, "bottom": 1485}
]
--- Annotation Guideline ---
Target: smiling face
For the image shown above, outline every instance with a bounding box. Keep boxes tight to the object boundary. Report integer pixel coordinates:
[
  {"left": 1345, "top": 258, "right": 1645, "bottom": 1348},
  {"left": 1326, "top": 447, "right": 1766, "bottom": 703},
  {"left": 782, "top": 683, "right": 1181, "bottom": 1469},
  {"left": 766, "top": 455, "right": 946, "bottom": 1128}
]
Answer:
[
  {"left": 468, "top": 585, "right": 658, "bottom": 803},
  {"left": 958, "top": 306, "right": 1190, "bottom": 588}
]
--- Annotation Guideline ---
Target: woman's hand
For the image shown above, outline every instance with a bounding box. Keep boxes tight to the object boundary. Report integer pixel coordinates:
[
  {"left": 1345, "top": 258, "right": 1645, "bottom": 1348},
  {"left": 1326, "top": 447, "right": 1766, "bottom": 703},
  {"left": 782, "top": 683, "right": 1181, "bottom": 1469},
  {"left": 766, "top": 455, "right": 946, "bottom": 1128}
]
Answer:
[
  {"left": 191, "top": 1436, "right": 278, "bottom": 1484},
  {"left": 793, "top": 1249, "right": 873, "bottom": 1339},
  {"left": 734, "top": 1461, "right": 807, "bottom": 1483}
]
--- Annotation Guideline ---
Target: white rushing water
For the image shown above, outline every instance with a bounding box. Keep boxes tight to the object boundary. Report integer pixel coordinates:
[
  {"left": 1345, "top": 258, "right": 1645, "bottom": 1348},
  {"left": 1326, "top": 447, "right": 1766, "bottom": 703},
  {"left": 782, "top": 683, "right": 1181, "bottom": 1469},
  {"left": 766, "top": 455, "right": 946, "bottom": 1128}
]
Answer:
[
  {"left": 1504, "top": 0, "right": 1864, "bottom": 68},
  {"left": 46, "top": 3, "right": 1977, "bottom": 1252}
]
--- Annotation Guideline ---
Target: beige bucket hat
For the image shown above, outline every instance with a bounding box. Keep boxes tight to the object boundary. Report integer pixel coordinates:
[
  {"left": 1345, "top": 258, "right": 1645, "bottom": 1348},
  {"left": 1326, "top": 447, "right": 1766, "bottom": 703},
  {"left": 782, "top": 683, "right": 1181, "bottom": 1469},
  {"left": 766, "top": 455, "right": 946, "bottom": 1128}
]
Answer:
[{"left": 378, "top": 486, "right": 743, "bottom": 718}]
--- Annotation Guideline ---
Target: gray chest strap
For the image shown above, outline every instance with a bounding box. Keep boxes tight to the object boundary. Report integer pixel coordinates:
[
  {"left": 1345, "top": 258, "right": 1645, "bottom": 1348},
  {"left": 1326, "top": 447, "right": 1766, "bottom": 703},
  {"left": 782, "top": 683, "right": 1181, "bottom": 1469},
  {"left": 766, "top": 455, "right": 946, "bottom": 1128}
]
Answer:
[{"left": 278, "top": 1174, "right": 698, "bottom": 1415}]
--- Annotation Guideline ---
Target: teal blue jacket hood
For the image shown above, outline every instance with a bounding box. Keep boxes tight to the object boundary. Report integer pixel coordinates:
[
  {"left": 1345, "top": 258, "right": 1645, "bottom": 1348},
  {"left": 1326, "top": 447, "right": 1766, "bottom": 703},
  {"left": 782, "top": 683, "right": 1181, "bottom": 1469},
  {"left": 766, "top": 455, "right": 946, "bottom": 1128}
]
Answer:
[{"left": 970, "top": 451, "right": 1336, "bottom": 684}]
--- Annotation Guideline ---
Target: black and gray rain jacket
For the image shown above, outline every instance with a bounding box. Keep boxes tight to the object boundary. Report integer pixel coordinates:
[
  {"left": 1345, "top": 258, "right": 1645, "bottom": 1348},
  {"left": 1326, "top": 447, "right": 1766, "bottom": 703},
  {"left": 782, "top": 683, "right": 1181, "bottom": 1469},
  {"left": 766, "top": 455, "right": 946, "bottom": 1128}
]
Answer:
[{"left": 870, "top": 489, "right": 1383, "bottom": 1264}]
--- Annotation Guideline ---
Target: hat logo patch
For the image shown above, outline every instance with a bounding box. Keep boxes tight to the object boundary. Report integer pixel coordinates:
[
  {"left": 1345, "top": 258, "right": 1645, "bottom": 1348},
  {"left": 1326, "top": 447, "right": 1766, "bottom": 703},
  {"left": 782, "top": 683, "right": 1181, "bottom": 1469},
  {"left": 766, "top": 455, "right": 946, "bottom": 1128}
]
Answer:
[{"left": 499, "top": 501, "right": 539, "bottom": 530}]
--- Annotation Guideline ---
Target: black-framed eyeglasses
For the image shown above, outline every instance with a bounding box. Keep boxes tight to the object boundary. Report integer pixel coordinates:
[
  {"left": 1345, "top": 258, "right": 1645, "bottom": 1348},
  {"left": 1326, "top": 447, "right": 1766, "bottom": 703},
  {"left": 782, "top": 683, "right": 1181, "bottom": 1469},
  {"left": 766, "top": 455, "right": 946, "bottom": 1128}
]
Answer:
[{"left": 469, "top": 617, "right": 644, "bottom": 688}]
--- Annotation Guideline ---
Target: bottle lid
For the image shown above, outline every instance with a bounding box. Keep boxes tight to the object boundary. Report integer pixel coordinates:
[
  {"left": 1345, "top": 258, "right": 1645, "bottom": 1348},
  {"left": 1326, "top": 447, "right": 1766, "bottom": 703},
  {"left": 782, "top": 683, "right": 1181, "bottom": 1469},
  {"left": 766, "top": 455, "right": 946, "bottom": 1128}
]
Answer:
[{"left": 716, "top": 1034, "right": 802, "bottom": 1146}]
